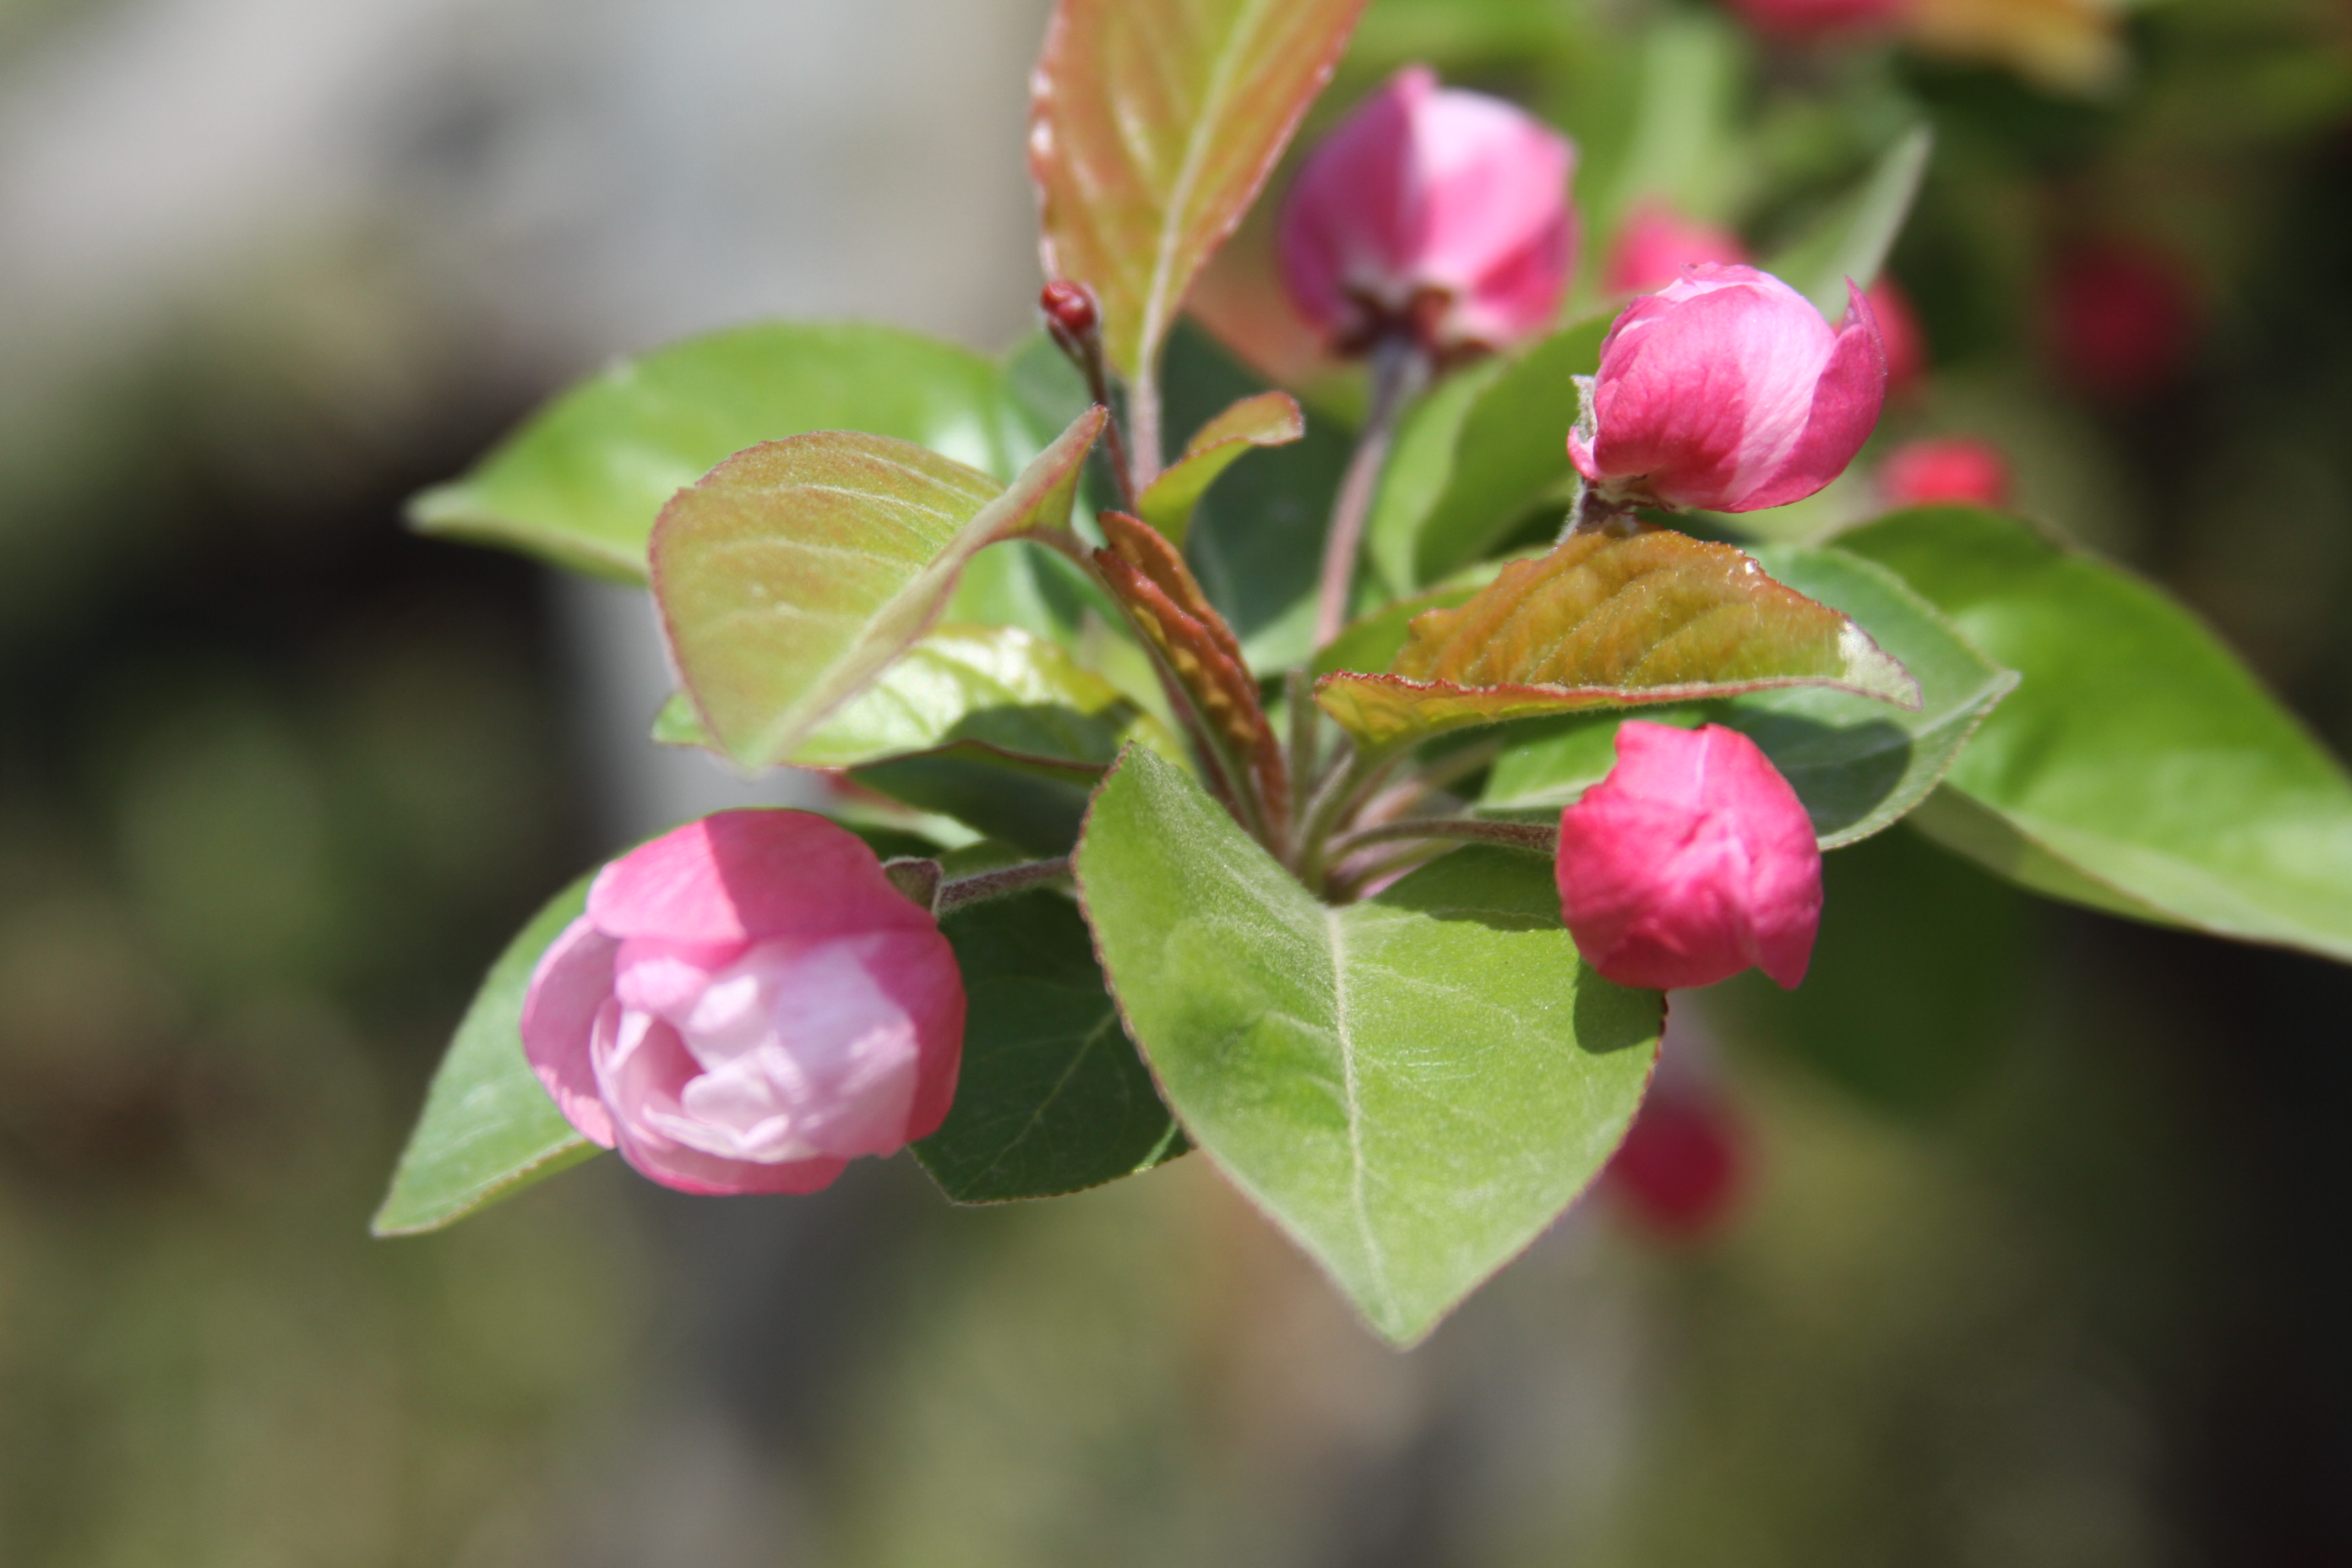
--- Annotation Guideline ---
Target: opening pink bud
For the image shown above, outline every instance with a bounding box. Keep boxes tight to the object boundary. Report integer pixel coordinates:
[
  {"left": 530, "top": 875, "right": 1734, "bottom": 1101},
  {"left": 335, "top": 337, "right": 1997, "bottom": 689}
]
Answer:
[
  {"left": 1880, "top": 435, "right": 2012, "bottom": 509},
  {"left": 520, "top": 811, "right": 964, "bottom": 1196},
  {"left": 1605, "top": 201, "right": 1750, "bottom": 297},
  {"left": 1722, "top": 0, "right": 1909, "bottom": 41},
  {"left": 1555, "top": 722, "right": 1823, "bottom": 992},
  {"left": 1569, "top": 264, "right": 1889, "bottom": 514},
  {"left": 1277, "top": 65, "right": 1577, "bottom": 357}
]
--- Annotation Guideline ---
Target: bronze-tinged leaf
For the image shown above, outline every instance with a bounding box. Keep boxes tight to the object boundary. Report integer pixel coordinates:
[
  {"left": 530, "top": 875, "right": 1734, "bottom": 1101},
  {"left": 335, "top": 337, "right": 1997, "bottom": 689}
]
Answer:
[
  {"left": 1096, "top": 512, "right": 1287, "bottom": 824},
  {"left": 1137, "top": 390, "right": 1305, "bottom": 546},
  {"left": 1029, "top": 0, "right": 1370, "bottom": 385},
  {"left": 653, "top": 409, "right": 1105, "bottom": 767},
  {"left": 1316, "top": 529, "right": 1920, "bottom": 751}
]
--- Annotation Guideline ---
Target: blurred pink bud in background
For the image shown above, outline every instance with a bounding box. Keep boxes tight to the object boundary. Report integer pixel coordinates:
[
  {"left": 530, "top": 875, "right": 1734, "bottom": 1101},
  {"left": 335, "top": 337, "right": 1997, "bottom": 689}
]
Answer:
[
  {"left": 1569, "top": 265, "right": 1888, "bottom": 512},
  {"left": 1605, "top": 201, "right": 1749, "bottom": 295},
  {"left": 1722, "top": 0, "right": 1908, "bottom": 40},
  {"left": 2047, "top": 239, "right": 2200, "bottom": 399},
  {"left": 1880, "top": 435, "right": 2013, "bottom": 508},
  {"left": 1277, "top": 65, "right": 1576, "bottom": 355},
  {"left": 1604, "top": 1084, "right": 1748, "bottom": 1238},
  {"left": 1865, "top": 276, "right": 1930, "bottom": 395},
  {"left": 521, "top": 811, "right": 964, "bottom": 1196},
  {"left": 1556, "top": 722, "right": 1823, "bottom": 992}
]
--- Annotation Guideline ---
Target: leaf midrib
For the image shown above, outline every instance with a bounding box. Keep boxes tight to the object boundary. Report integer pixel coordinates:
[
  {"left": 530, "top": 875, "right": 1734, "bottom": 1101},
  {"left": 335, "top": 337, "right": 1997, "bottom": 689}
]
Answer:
[
  {"left": 1139, "top": 0, "right": 1279, "bottom": 370},
  {"left": 1322, "top": 905, "right": 1396, "bottom": 1323}
]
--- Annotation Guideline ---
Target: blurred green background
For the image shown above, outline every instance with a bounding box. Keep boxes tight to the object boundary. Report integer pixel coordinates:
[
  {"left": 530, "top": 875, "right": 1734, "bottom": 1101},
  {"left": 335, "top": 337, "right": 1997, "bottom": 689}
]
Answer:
[{"left": 3, "top": 0, "right": 2351, "bottom": 1562}]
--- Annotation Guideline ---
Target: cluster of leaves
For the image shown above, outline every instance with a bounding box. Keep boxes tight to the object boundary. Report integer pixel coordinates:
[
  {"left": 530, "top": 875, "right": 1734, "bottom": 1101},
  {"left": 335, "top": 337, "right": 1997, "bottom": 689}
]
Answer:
[{"left": 377, "top": 0, "right": 2352, "bottom": 1344}]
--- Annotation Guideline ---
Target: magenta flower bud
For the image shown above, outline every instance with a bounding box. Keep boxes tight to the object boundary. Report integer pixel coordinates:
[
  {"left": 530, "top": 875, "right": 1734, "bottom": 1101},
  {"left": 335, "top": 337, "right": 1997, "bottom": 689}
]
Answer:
[
  {"left": 1569, "top": 263, "right": 1888, "bottom": 514},
  {"left": 1604, "top": 201, "right": 1749, "bottom": 296},
  {"left": 1277, "top": 65, "right": 1576, "bottom": 356},
  {"left": 1039, "top": 279, "right": 1098, "bottom": 337},
  {"left": 521, "top": 810, "right": 964, "bottom": 1196},
  {"left": 1556, "top": 722, "right": 1823, "bottom": 992},
  {"left": 1603, "top": 1085, "right": 1748, "bottom": 1239},
  {"left": 1880, "top": 435, "right": 2012, "bottom": 509}
]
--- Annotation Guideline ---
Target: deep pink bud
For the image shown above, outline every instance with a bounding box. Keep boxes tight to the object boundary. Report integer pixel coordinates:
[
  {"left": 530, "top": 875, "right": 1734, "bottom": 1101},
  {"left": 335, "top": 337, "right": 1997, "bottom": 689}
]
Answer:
[
  {"left": 520, "top": 811, "right": 964, "bottom": 1196},
  {"left": 1569, "top": 264, "right": 1888, "bottom": 513},
  {"left": 1722, "top": 0, "right": 1908, "bottom": 41},
  {"left": 1863, "top": 276, "right": 1929, "bottom": 395},
  {"left": 1880, "top": 435, "right": 2012, "bottom": 509},
  {"left": 1605, "top": 201, "right": 1749, "bottom": 296},
  {"left": 1604, "top": 1085, "right": 1747, "bottom": 1238},
  {"left": 2046, "top": 240, "right": 2198, "bottom": 399},
  {"left": 1039, "top": 279, "right": 1098, "bottom": 337},
  {"left": 1277, "top": 65, "right": 1576, "bottom": 355},
  {"left": 1556, "top": 722, "right": 1823, "bottom": 991}
]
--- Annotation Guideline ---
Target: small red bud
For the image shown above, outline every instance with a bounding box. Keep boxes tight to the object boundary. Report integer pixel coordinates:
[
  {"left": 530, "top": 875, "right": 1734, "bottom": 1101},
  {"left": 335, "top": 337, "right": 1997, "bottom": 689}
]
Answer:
[{"left": 1040, "top": 280, "right": 1099, "bottom": 337}]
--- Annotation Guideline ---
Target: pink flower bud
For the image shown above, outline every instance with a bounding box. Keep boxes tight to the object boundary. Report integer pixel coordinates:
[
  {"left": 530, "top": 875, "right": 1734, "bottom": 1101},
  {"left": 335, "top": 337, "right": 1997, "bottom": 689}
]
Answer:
[
  {"left": 1604, "top": 201, "right": 1749, "bottom": 296},
  {"left": 1569, "top": 264, "right": 1888, "bottom": 514},
  {"left": 1880, "top": 435, "right": 2012, "bottom": 509},
  {"left": 1556, "top": 722, "right": 1823, "bottom": 991},
  {"left": 1039, "top": 279, "right": 1099, "bottom": 337},
  {"left": 1722, "top": 0, "right": 1908, "bottom": 41},
  {"left": 2046, "top": 240, "right": 2198, "bottom": 399},
  {"left": 520, "top": 811, "right": 964, "bottom": 1196},
  {"left": 1277, "top": 65, "right": 1576, "bottom": 356},
  {"left": 1604, "top": 1085, "right": 1748, "bottom": 1238}
]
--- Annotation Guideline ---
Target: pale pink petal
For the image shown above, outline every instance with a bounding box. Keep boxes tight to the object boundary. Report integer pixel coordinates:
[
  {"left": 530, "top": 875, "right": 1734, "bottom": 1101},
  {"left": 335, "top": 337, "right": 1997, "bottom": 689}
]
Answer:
[
  {"left": 518, "top": 916, "right": 619, "bottom": 1148},
  {"left": 1733, "top": 280, "right": 1888, "bottom": 512},
  {"left": 589, "top": 809, "right": 928, "bottom": 946},
  {"left": 1279, "top": 65, "right": 1574, "bottom": 353}
]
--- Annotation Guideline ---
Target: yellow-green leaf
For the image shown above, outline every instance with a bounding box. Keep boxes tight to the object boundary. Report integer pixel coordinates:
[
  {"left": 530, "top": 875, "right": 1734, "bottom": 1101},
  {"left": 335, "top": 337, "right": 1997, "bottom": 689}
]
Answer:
[
  {"left": 1136, "top": 390, "right": 1305, "bottom": 546},
  {"left": 1316, "top": 529, "right": 1919, "bottom": 751},
  {"left": 653, "top": 410, "right": 1104, "bottom": 768}
]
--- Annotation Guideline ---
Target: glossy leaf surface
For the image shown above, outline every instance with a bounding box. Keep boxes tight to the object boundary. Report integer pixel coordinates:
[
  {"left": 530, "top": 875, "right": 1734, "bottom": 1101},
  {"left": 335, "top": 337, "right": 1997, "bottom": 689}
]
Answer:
[
  {"left": 410, "top": 323, "right": 1036, "bottom": 582},
  {"left": 1030, "top": 0, "right": 1369, "bottom": 382},
  {"left": 655, "top": 624, "right": 1145, "bottom": 779},
  {"left": 1318, "top": 529, "right": 1919, "bottom": 753},
  {"left": 373, "top": 879, "right": 596, "bottom": 1236},
  {"left": 1137, "top": 390, "right": 1305, "bottom": 546},
  {"left": 1077, "top": 745, "right": 1663, "bottom": 1345},
  {"left": 915, "top": 889, "right": 1185, "bottom": 1203},
  {"left": 1366, "top": 316, "right": 1611, "bottom": 593},
  {"left": 1842, "top": 507, "right": 2352, "bottom": 962},
  {"left": 1482, "top": 545, "right": 2015, "bottom": 847},
  {"left": 655, "top": 411, "right": 1104, "bottom": 768},
  {"left": 1720, "top": 826, "right": 2039, "bottom": 1121}
]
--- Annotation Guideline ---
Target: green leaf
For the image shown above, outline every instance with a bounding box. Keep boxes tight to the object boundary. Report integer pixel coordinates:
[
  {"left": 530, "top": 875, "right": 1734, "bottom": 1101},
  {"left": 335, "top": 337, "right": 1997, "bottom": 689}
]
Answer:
[
  {"left": 1763, "top": 125, "right": 1934, "bottom": 321},
  {"left": 1840, "top": 506, "right": 2352, "bottom": 963},
  {"left": 1592, "top": 12, "right": 1749, "bottom": 236},
  {"left": 1030, "top": 0, "right": 1371, "bottom": 385},
  {"left": 915, "top": 889, "right": 1185, "bottom": 1203},
  {"left": 1136, "top": 391, "right": 1305, "bottom": 547},
  {"left": 655, "top": 624, "right": 1147, "bottom": 777},
  {"left": 409, "top": 323, "right": 1038, "bottom": 582},
  {"left": 373, "top": 879, "right": 598, "bottom": 1236},
  {"left": 654, "top": 410, "right": 1106, "bottom": 768},
  {"left": 1164, "top": 324, "right": 1358, "bottom": 670},
  {"left": 1367, "top": 316, "right": 1613, "bottom": 594},
  {"left": 1311, "top": 583, "right": 1484, "bottom": 678},
  {"left": 1316, "top": 529, "right": 1920, "bottom": 753},
  {"left": 1481, "top": 544, "right": 2017, "bottom": 847},
  {"left": 1075, "top": 745, "right": 1663, "bottom": 1345},
  {"left": 1719, "top": 826, "right": 2039, "bottom": 1121}
]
